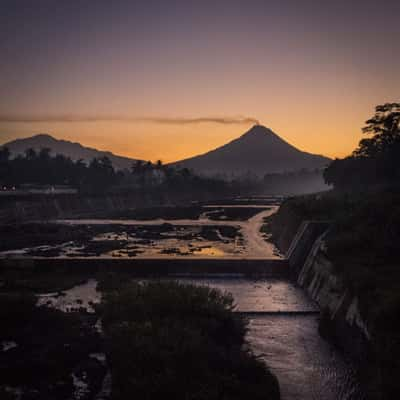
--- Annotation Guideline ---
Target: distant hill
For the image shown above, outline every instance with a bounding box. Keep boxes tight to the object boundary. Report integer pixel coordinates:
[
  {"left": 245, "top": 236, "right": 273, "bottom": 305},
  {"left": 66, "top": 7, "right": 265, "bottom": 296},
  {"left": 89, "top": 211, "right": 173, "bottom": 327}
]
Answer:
[
  {"left": 171, "top": 125, "right": 331, "bottom": 177},
  {"left": 1, "top": 126, "right": 331, "bottom": 178},
  {"left": 1, "top": 134, "right": 140, "bottom": 170}
]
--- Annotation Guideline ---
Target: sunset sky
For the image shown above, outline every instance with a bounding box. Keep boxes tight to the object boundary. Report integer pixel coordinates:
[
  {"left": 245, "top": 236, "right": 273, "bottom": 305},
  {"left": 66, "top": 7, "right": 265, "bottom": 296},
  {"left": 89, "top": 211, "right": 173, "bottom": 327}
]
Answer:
[{"left": 0, "top": 0, "right": 399, "bottom": 162}]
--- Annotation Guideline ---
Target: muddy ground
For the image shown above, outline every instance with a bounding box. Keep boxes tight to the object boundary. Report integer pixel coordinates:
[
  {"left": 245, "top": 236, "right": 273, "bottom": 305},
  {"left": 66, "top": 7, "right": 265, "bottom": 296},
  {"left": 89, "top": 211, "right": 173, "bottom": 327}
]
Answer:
[
  {"left": 0, "top": 272, "right": 106, "bottom": 400},
  {"left": 0, "top": 204, "right": 281, "bottom": 259},
  {"left": 0, "top": 223, "right": 244, "bottom": 258}
]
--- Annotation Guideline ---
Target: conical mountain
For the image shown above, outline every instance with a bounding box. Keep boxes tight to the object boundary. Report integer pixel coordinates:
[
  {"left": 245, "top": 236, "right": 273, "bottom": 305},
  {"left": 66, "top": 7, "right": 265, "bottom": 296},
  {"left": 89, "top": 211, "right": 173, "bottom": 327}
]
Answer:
[{"left": 171, "top": 125, "right": 330, "bottom": 177}]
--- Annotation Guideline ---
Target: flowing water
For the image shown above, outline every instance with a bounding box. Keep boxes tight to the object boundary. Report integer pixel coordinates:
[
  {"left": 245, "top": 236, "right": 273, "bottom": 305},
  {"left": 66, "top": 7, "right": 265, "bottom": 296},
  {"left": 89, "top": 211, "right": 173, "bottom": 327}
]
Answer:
[
  {"left": 39, "top": 278, "right": 364, "bottom": 399},
  {"left": 37, "top": 279, "right": 100, "bottom": 312},
  {"left": 247, "top": 316, "right": 364, "bottom": 400},
  {"left": 178, "top": 278, "right": 365, "bottom": 400}
]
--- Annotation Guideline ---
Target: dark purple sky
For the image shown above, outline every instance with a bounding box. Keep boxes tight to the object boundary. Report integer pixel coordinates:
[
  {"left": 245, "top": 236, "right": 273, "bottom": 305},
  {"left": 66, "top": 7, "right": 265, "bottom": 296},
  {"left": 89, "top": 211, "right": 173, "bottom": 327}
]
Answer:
[{"left": 1, "top": 0, "right": 399, "bottom": 161}]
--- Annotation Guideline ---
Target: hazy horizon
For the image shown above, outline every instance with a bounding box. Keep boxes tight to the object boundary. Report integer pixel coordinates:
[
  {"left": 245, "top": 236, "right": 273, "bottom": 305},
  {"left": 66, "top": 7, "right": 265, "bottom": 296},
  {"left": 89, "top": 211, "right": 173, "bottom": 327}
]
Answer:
[
  {"left": 1, "top": 0, "right": 399, "bottom": 162},
  {"left": 0, "top": 122, "right": 335, "bottom": 164}
]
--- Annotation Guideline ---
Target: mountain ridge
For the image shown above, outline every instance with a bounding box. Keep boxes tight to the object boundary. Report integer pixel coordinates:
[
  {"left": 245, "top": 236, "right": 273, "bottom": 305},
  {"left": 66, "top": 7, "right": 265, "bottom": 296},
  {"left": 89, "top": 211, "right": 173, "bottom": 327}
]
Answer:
[
  {"left": 1, "top": 133, "right": 141, "bottom": 170},
  {"left": 170, "top": 125, "right": 331, "bottom": 177},
  {"left": 1, "top": 125, "right": 331, "bottom": 176}
]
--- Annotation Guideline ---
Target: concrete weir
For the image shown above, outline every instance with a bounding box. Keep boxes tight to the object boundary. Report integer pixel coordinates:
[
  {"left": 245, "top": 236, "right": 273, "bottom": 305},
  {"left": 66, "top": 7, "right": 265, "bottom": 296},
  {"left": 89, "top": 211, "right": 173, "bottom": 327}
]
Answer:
[{"left": 0, "top": 257, "right": 289, "bottom": 277}]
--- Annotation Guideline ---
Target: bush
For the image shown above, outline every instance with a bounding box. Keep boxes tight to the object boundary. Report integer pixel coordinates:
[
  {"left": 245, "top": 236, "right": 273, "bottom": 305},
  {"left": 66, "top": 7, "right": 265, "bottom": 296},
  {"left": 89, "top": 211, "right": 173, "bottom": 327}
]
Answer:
[{"left": 99, "top": 281, "right": 280, "bottom": 400}]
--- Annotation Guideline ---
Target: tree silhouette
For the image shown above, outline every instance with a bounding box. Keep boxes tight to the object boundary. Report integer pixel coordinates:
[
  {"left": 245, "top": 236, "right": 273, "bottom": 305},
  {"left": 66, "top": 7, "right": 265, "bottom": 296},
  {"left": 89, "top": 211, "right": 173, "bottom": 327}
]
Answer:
[
  {"left": 0, "top": 147, "right": 236, "bottom": 198},
  {"left": 25, "top": 148, "right": 37, "bottom": 160},
  {"left": 155, "top": 160, "right": 163, "bottom": 169},
  {"left": 324, "top": 103, "right": 400, "bottom": 189},
  {"left": 0, "top": 147, "right": 11, "bottom": 186},
  {"left": 0, "top": 147, "right": 10, "bottom": 162},
  {"left": 38, "top": 147, "right": 51, "bottom": 160},
  {"left": 354, "top": 103, "right": 400, "bottom": 158}
]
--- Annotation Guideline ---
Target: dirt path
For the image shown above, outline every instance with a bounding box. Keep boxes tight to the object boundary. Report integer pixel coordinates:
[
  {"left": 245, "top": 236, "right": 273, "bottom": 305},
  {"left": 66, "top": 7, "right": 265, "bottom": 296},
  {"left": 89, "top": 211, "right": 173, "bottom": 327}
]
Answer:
[{"left": 242, "top": 207, "right": 280, "bottom": 258}]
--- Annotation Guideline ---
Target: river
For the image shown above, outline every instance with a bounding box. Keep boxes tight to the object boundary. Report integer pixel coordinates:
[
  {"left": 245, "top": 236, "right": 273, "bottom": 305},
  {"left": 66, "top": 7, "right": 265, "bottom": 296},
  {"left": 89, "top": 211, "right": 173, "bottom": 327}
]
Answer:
[
  {"left": 41, "top": 277, "right": 365, "bottom": 400},
  {"left": 9, "top": 202, "right": 365, "bottom": 398}
]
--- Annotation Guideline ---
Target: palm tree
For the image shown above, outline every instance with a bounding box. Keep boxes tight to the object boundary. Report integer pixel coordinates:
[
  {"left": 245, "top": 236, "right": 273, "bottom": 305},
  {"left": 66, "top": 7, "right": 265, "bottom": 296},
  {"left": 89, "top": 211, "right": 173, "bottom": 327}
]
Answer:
[
  {"left": 0, "top": 147, "right": 10, "bottom": 162},
  {"left": 25, "top": 148, "right": 37, "bottom": 160},
  {"left": 132, "top": 160, "right": 144, "bottom": 175}
]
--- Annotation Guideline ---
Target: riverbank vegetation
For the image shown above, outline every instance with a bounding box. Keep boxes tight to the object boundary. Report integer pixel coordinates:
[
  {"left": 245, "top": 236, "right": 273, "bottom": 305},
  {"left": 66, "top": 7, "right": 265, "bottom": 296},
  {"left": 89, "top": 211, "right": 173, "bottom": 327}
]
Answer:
[
  {"left": 324, "top": 103, "right": 400, "bottom": 190},
  {"left": 0, "top": 292, "right": 105, "bottom": 400},
  {"left": 266, "top": 190, "right": 400, "bottom": 398},
  {"left": 0, "top": 271, "right": 281, "bottom": 399},
  {"left": 264, "top": 103, "right": 400, "bottom": 398},
  {"left": 98, "top": 280, "right": 280, "bottom": 400}
]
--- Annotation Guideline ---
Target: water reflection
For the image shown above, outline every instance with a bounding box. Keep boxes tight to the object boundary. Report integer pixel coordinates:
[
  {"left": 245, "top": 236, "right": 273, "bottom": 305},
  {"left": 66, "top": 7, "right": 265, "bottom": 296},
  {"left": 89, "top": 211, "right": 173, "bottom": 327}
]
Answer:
[
  {"left": 177, "top": 278, "right": 317, "bottom": 312},
  {"left": 34, "top": 277, "right": 364, "bottom": 399},
  {"left": 36, "top": 279, "right": 100, "bottom": 313},
  {"left": 247, "top": 316, "right": 365, "bottom": 400},
  {"left": 179, "top": 278, "right": 364, "bottom": 400}
]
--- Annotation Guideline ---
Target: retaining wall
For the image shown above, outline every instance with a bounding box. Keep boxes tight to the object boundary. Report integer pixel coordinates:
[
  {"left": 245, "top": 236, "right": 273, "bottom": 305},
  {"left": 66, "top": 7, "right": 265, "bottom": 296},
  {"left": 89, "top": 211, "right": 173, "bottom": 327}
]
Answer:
[{"left": 0, "top": 257, "right": 289, "bottom": 277}]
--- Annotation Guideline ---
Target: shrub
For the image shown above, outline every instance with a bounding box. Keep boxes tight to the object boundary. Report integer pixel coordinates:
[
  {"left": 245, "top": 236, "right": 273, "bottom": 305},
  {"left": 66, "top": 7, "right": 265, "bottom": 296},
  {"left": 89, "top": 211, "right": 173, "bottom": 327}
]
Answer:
[{"left": 99, "top": 281, "right": 280, "bottom": 400}]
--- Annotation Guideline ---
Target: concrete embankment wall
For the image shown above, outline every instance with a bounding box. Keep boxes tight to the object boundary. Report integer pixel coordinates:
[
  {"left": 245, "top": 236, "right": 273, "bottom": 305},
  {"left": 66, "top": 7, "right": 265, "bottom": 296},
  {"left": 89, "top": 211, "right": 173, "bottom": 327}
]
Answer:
[
  {"left": 0, "top": 193, "right": 149, "bottom": 222},
  {"left": 0, "top": 257, "right": 289, "bottom": 278},
  {"left": 286, "top": 221, "right": 330, "bottom": 276},
  {"left": 0, "top": 191, "right": 239, "bottom": 223},
  {"left": 286, "top": 222, "right": 372, "bottom": 363}
]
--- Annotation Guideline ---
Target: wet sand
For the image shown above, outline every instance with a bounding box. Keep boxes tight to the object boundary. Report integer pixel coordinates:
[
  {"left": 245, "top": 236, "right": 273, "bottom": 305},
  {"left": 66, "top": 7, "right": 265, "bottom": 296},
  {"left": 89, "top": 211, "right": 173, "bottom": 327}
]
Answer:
[{"left": 49, "top": 207, "right": 280, "bottom": 259}]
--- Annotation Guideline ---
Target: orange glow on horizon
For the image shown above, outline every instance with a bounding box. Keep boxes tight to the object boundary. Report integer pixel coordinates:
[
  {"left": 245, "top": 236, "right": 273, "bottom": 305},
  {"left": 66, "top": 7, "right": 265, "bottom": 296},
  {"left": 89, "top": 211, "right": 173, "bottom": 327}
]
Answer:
[
  {"left": 1, "top": 1, "right": 398, "bottom": 163},
  {"left": 0, "top": 109, "right": 370, "bottom": 163}
]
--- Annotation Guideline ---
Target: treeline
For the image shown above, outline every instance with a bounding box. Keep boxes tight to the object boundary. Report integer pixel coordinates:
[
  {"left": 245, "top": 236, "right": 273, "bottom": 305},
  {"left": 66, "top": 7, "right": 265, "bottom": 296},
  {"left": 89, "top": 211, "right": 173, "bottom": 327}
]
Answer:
[
  {"left": 0, "top": 147, "right": 119, "bottom": 192},
  {"left": 324, "top": 103, "right": 400, "bottom": 190},
  {"left": 0, "top": 145, "right": 331, "bottom": 197},
  {"left": 0, "top": 147, "right": 237, "bottom": 197}
]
